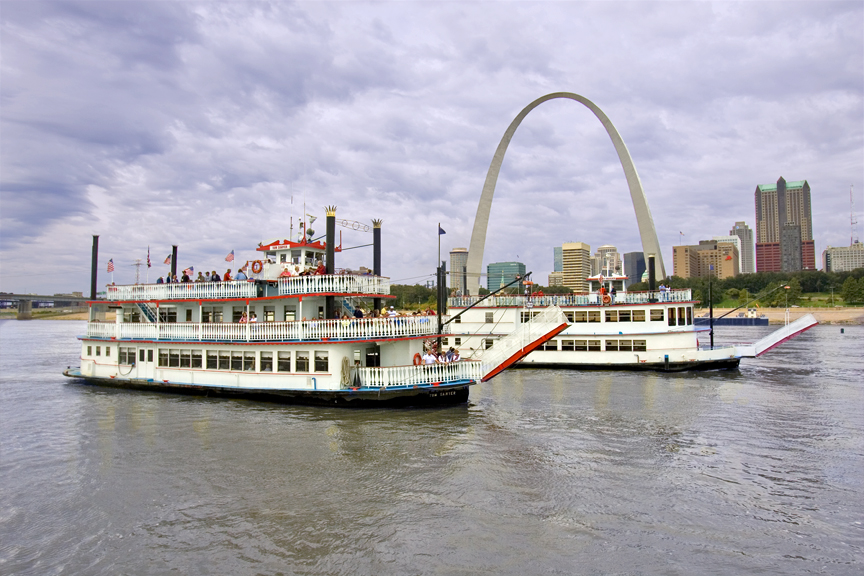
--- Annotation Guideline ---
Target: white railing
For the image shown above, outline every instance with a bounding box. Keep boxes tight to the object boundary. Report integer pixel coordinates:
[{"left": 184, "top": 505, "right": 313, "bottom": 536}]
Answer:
[
  {"left": 86, "top": 316, "right": 443, "bottom": 342},
  {"left": 107, "top": 281, "right": 257, "bottom": 301},
  {"left": 476, "top": 305, "right": 568, "bottom": 377},
  {"left": 448, "top": 289, "right": 693, "bottom": 308},
  {"left": 357, "top": 361, "right": 483, "bottom": 388},
  {"left": 278, "top": 275, "right": 390, "bottom": 296}
]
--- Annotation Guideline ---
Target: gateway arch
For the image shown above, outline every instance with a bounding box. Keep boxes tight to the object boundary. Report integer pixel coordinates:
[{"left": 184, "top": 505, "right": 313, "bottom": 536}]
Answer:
[{"left": 465, "top": 92, "right": 666, "bottom": 295}]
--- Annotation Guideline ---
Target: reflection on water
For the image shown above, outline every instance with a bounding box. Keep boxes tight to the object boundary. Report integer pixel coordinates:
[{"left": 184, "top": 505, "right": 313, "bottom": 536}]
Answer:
[{"left": 0, "top": 320, "right": 862, "bottom": 575}]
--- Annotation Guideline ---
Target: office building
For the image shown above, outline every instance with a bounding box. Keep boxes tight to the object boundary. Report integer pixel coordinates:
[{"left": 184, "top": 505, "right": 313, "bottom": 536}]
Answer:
[
  {"left": 487, "top": 261, "right": 526, "bottom": 291},
  {"left": 712, "top": 235, "right": 743, "bottom": 274},
  {"left": 622, "top": 251, "right": 646, "bottom": 288},
  {"left": 673, "top": 240, "right": 739, "bottom": 279},
  {"left": 553, "top": 247, "right": 562, "bottom": 272},
  {"left": 823, "top": 242, "right": 864, "bottom": 272},
  {"left": 755, "top": 177, "right": 815, "bottom": 272},
  {"left": 592, "top": 245, "right": 621, "bottom": 276},
  {"left": 449, "top": 248, "right": 469, "bottom": 295},
  {"left": 548, "top": 271, "right": 564, "bottom": 287},
  {"left": 729, "top": 221, "right": 755, "bottom": 274},
  {"left": 562, "top": 242, "right": 592, "bottom": 292}
]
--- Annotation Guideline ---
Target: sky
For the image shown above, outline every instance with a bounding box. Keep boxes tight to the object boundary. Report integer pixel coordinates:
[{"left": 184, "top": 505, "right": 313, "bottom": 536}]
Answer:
[{"left": 1, "top": 0, "right": 862, "bottom": 295}]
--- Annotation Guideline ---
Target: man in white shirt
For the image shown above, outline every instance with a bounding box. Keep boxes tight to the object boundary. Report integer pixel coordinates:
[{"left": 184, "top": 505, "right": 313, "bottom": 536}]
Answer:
[{"left": 422, "top": 351, "right": 437, "bottom": 364}]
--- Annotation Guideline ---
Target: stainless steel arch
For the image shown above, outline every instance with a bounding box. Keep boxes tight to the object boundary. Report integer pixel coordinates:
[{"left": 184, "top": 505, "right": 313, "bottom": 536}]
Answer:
[{"left": 465, "top": 92, "right": 666, "bottom": 294}]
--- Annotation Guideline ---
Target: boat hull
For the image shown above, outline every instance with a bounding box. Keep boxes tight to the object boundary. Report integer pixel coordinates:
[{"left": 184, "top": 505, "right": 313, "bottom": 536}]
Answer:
[
  {"left": 62, "top": 369, "right": 472, "bottom": 407},
  {"left": 515, "top": 357, "right": 740, "bottom": 372}
]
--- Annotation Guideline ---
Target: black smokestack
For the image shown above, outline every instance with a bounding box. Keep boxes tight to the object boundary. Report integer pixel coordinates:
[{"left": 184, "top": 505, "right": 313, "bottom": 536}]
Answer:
[
  {"left": 171, "top": 245, "right": 178, "bottom": 279},
  {"left": 325, "top": 206, "right": 336, "bottom": 319},
  {"left": 648, "top": 254, "right": 656, "bottom": 291},
  {"left": 90, "top": 235, "right": 99, "bottom": 300},
  {"left": 373, "top": 219, "right": 382, "bottom": 313}
]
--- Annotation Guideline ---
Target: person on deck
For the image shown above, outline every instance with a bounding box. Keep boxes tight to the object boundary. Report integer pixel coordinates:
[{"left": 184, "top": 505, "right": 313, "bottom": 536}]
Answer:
[
  {"left": 236, "top": 268, "right": 247, "bottom": 280},
  {"left": 195, "top": 272, "right": 206, "bottom": 282},
  {"left": 224, "top": 269, "right": 232, "bottom": 281},
  {"left": 210, "top": 270, "right": 221, "bottom": 282},
  {"left": 156, "top": 277, "right": 164, "bottom": 284},
  {"left": 181, "top": 272, "right": 191, "bottom": 283},
  {"left": 315, "top": 261, "right": 326, "bottom": 275}
]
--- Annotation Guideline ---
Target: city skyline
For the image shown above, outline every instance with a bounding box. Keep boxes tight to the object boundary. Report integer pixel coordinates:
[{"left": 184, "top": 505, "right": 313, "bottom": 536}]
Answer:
[{"left": 1, "top": 2, "right": 862, "bottom": 294}]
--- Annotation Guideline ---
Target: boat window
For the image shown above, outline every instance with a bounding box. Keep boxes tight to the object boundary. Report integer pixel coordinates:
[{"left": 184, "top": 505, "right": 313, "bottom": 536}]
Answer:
[
  {"left": 231, "top": 352, "right": 243, "bottom": 371},
  {"left": 314, "top": 351, "right": 329, "bottom": 372},
  {"left": 561, "top": 340, "right": 575, "bottom": 351},
  {"left": 260, "top": 352, "right": 273, "bottom": 372},
  {"left": 650, "top": 309, "right": 664, "bottom": 322},
  {"left": 219, "top": 351, "right": 230, "bottom": 370},
  {"left": 605, "top": 310, "right": 618, "bottom": 323},
  {"left": 169, "top": 349, "right": 180, "bottom": 368},
  {"left": 633, "top": 310, "right": 646, "bottom": 322},
  {"left": 605, "top": 340, "right": 619, "bottom": 351},
  {"left": 158, "top": 349, "right": 168, "bottom": 367},
  {"left": 104, "top": 346, "right": 110, "bottom": 357},
  {"left": 634, "top": 340, "right": 647, "bottom": 352},
  {"left": 453, "top": 316, "right": 461, "bottom": 324},
  {"left": 442, "top": 338, "right": 448, "bottom": 346},
  {"left": 588, "top": 311, "right": 600, "bottom": 323},
  {"left": 678, "top": 307, "right": 686, "bottom": 325},
  {"left": 540, "top": 340, "right": 557, "bottom": 351},
  {"left": 668, "top": 309, "right": 676, "bottom": 326},
  {"left": 588, "top": 340, "right": 601, "bottom": 351},
  {"left": 284, "top": 309, "right": 296, "bottom": 322},
  {"left": 191, "top": 350, "right": 202, "bottom": 368},
  {"left": 118, "top": 347, "right": 132, "bottom": 365},
  {"left": 619, "top": 340, "right": 633, "bottom": 352},
  {"left": 485, "top": 312, "right": 494, "bottom": 323},
  {"left": 687, "top": 307, "right": 693, "bottom": 325},
  {"left": 564, "top": 311, "right": 575, "bottom": 323},
  {"left": 277, "top": 351, "right": 291, "bottom": 372},
  {"left": 140, "top": 349, "right": 145, "bottom": 362},
  {"left": 264, "top": 307, "right": 275, "bottom": 322},
  {"left": 203, "top": 307, "right": 223, "bottom": 323},
  {"left": 207, "top": 351, "right": 218, "bottom": 369},
  {"left": 280, "top": 253, "right": 287, "bottom": 263},
  {"left": 180, "top": 349, "right": 191, "bottom": 368},
  {"left": 244, "top": 352, "right": 255, "bottom": 371},
  {"left": 233, "top": 307, "right": 245, "bottom": 323},
  {"left": 123, "top": 310, "right": 141, "bottom": 323},
  {"left": 160, "top": 309, "right": 177, "bottom": 323},
  {"left": 186, "top": 309, "right": 193, "bottom": 322},
  {"left": 619, "top": 311, "right": 631, "bottom": 322},
  {"left": 365, "top": 349, "right": 380, "bottom": 367},
  {"left": 573, "top": 340, "right": 587, "bottom": 351},
  {"left": 454, "top": 338, "right": 461, "bottom": 346},
  {"left": 296, "top": 351, "right": 310, "bottom": 372},
  {"left": 573, "top": 311, "right": 587, "bottom": 323},
  {"left": 484, "top": 339, "right": 494, "bottom": 350},
  {"left": 95, "top": 346, "right": 101, "bottom": 356},
  {"left": 148, "top": 349, "right": 153, "bottom": 362}
]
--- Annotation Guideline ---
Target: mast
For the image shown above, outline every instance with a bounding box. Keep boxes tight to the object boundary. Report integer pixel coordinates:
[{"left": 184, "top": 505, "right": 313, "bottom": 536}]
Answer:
[{"left": 852, "top": 184, "right": 858, "bottom": 246}]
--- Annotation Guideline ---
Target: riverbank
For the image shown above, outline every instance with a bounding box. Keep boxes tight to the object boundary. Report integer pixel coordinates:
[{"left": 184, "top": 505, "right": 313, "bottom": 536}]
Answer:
[{"left": 699, "top": 307, "right": 864, "bottom": 325}]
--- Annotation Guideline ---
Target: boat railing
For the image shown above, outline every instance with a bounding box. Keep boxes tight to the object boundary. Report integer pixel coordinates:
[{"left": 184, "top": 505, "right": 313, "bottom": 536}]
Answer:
[
  {"left": 86, "top": 316, "right": 443, "bottom": 342},
  {"left": 447, "top": 289, "right": 693, "bottom": 308},
  {"left": 277, "top": 274, "right": 390, "bottom": 296},
  {"left": 106, "top": 281, "right": 257, "bottom": 301},
  {"left": 356, "top": 360, "right": 483, "bottom": 388}
]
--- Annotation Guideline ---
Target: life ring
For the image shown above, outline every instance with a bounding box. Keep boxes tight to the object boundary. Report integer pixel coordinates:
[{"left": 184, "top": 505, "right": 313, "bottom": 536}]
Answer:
[
  {"left": 602, "top": 294, "right": 612, "bottom": 304},
  {"left": 251, "top": 260, "right": 263, "bottom": 274},
  {"left": 413, "top": 353, "right": 422, "bottom": 366}
]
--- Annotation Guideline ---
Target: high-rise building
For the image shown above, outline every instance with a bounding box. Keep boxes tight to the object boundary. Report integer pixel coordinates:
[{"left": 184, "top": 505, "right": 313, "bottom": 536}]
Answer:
[
  {"left": 449, "top": 248, "right": 469, "bottom": 295},
  {"left": 673, "top": 240, "right": 739, "bottom": 279},
  {"left": 562, "top": 242, "right": 591, "bottom": 292},
  {"left": 755, "top": 178, "right": 815, "bottom": 272},
  {"left": 548, "top": 271, "right": 564, "bottom": 287},
  {"left": 487, "top": 261, "right": 526, "bottom": 291},
  {"left": 712, "top": 235, "right": 743, "bottom": 274},
  {"left": 593, "top": 245, "right": 621, "bottom": 276},
  {"left": 553, "top": 247, "right": 562, "bottom": 272},
  {"left": 823, "top": 242, "right": 864, "bottom": 272},
  {"left": 728, "top": 221, "right": 755, "bottom": 274},
  {"left": 622, "top": 252, "right": 645, "bottom": 288}
]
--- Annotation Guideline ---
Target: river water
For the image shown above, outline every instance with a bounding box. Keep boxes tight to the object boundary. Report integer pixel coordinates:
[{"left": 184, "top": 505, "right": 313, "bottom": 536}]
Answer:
[{"left": 1, "top": 320, "right": 861, "bottom": 575}]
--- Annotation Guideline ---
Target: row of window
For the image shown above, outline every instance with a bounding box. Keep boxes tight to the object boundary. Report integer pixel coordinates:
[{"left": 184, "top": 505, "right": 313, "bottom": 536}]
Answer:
[
  {"left": 536, "top": 339, "right": 648, "bottom": 352},
  {"left": 124, "top": 307, "right": 302, "bottom": 324},
  {"left": 519, "top": 307, "right": 693, "bottom": 326},
  {"left": 114, "top": 346, "right": 330, "bottom": 373}
]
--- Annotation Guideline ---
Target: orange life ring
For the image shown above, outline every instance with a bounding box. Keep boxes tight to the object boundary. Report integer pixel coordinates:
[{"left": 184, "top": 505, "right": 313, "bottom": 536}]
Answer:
[
  {"left": 251, "top": 260, "right": 263, "bottom": 274},
  {"left": 413, "top": 353, "right": 422, "bottom": 366},
  {"left": 602, "top": 294, "right": 612, "bottom": 304}
]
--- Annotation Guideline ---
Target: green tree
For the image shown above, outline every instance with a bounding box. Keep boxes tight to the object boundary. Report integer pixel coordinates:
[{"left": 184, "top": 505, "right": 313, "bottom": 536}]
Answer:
[{"left": 840, "top": 276, "right": 864, "bottom": 304}]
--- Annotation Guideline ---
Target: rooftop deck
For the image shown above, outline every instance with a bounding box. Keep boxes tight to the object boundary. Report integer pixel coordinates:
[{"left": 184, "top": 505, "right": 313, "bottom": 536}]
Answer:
[{"left": 448, "top": 289, "right": 692, "bottom": 308}]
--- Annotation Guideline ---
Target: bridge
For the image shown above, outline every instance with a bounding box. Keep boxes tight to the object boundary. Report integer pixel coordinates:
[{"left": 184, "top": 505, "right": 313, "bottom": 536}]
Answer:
[{"left": 1, "top": 293, "right": 97, "bottom": 320}]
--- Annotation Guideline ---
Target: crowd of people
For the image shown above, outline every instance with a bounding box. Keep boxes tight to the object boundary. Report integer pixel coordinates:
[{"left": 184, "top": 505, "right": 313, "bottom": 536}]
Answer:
[{"left": 156, "top": 269, "right": 244, "bottom": 284}]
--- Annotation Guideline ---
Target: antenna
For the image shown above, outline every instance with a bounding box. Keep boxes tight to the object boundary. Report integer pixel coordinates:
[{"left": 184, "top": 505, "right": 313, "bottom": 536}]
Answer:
[
  {"left": 852, "top": 184, "right": 859, "bottom": 246},
  {"left": 132, "top": 259, "right": 142, "bottom": 284}
]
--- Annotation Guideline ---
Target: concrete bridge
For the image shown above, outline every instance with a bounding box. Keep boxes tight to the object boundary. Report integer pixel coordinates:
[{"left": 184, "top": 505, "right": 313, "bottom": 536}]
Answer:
[{"left": 1, "top": 294, "right": 94, "bottom": 320}]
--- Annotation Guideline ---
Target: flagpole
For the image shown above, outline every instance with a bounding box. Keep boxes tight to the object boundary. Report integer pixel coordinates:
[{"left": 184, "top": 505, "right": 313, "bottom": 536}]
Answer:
[{"left": 438, "top": 222, "right": 441, "bottom": 271}]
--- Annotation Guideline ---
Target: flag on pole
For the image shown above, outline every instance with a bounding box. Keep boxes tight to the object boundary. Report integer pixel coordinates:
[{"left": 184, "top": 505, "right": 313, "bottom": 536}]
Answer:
[
  {"left": 164, "top": 254, "right": 172, "bottom": 265},
  {"left": 183, "top": 266, "right": 194, "bottom": 275},
  {"left": 438, "top": 225, "right": 446, "bottom": 235},
  {"left": 225, "top": 250, "right": 235, "bottom": 262},
  {"left": 107, "top": 259, "right": 115, "bottom": 272},
  {"left": 147, "top": 247, "right": 151, "bottom": 268}
]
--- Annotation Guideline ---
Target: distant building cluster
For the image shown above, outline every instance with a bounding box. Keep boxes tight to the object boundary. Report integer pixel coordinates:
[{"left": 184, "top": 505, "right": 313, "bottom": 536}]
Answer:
[
  {"left": 823, "top": 242, "right": 864, "bottom": 272},
  {"left": 486, "top": 261, "right": 526, "bottom": 291}
]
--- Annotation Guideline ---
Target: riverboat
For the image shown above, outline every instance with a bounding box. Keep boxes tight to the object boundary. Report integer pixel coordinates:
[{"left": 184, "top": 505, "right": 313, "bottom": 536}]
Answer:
[
  {"left": 63, "top": 212, "right": 568, "bottom": 406},
  {"left": 446, "top": 272, "right": 817, "bottom": 371}
]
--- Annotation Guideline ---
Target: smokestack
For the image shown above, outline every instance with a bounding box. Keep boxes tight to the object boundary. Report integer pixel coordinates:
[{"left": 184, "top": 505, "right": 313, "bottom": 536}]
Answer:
[
  {"left": 648, "top": 254, "right": 656, "bottom": 292},
  {"left": 325, "top": 206, "right": 336, "bottom": 319},
  {"left": 171, "top": 245, "right": 178, "bottom": 279},
  {"left": 90, "top": 235, "right": 99, "bottom": 300},
  {"left": 373, "top": 219, "right": 382, "bottom": 313}
]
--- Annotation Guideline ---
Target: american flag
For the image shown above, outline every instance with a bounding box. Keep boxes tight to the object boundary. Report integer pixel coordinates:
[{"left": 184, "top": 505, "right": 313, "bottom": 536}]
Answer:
[
  {"left": 147, "top": 246, "right": 151, "bottom": 268},
  {"left": 107, "top": 259, "right": 115, "bottom": 272},
  {"left": 164, "top": 254, "right": 172, "bottom": 265},
  {"left": 183, "top": 266, "right": 194, "bottom": 275},
  {"left": 225, "top": 250, "right": 235, "bottom": 262}
]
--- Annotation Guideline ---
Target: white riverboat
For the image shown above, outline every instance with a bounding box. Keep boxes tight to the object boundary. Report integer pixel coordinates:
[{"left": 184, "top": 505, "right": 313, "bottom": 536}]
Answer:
[
  {"left": 64, "top": 220, "right": 568, "bottom": 406},
  {"left": 446, "top": 273, "right": 817, "bottom": 371}
]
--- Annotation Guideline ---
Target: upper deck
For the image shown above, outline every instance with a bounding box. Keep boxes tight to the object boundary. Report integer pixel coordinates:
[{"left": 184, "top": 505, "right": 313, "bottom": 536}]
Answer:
[
  {"left": 106, "top": 274, "right": 391, "bottom": 302},
  {"left": 448, "top": 289, "right": 693, "bottom": 309}
]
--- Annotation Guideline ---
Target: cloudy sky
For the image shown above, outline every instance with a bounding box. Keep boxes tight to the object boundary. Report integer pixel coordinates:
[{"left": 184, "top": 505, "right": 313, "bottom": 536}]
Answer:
[{"left": 1, "top": 0, "right": 862, "bottom": 295}]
